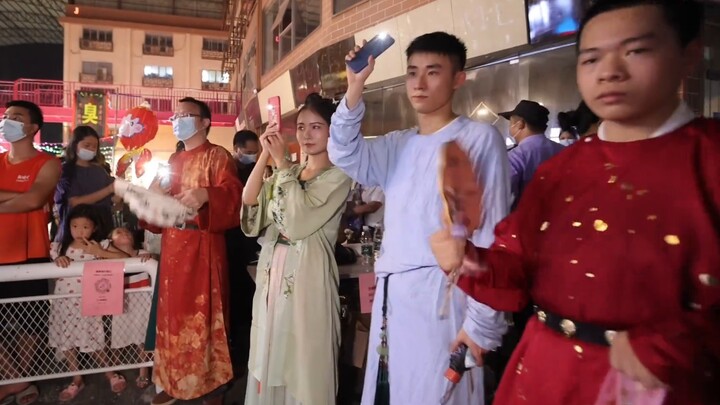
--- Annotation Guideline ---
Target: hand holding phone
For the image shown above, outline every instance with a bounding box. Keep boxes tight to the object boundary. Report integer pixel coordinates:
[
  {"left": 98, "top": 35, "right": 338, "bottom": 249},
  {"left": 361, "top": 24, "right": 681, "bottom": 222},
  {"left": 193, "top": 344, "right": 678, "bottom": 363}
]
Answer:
[
  {"left": 346, "top": 33, "right": 395, "bottom": 74},
  {"left": 344, "top": 33, "right": 394, "bottom": 110}
]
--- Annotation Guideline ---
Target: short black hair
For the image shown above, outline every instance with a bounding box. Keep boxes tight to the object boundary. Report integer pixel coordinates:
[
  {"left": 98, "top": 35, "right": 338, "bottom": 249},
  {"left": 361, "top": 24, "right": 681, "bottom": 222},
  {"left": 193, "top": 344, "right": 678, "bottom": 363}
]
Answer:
[
  {"left": 233, "top": 130, "right": 259, "bottom": 148},
  {"left": 558, "top": 101, "right": 599, "bottom": 136},
  {"left": 298, "top": 93, "right": 337, "bottom": 126},
  {"left": 5, "top": 100, "right": 44, "bottom": 133},
  {"left": 579, "top": 0, "right": 704, "bottom": 48},
  {"left": 574, "top": 101, "right": 600, "bottom": 135},
  {"left": 179, "top": 97, "right": 212, "bottom": 135},
  {"left": 526, "top": 122, "right": 548, "bottom": 134},
  {"left": 557, "top": 111, "right": 577, "bottom": 136},
  {"left": 405, "top": 31, "right": 467, "bottom": 72}
]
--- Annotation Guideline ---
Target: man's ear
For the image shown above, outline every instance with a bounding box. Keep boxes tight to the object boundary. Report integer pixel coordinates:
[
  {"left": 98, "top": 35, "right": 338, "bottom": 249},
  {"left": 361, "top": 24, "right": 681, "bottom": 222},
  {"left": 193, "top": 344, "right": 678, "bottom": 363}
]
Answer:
[
  {"left": 518, "top": 119, "right": 528, "bottom": 131},
  {"left": 29, "top": 123, "right": 40, "bottom": 136},
  {"left": 682, "top": 38, "right": 703, "bottom": 77},
  {"left": 453, "top": 70, "right": 467, "bottom": 90}
]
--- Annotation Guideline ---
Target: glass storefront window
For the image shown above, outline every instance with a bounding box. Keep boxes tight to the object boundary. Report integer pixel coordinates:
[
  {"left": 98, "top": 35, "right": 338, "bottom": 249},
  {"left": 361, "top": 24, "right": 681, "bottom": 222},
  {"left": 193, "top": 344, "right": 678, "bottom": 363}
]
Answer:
[{"left": 263, "top": 0, "right": 321, "bottom": 73}]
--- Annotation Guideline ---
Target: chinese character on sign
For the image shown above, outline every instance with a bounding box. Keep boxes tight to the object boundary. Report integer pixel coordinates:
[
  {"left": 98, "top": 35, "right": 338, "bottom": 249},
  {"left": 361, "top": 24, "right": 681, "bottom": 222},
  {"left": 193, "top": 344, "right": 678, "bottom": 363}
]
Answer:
[
  {"left": 82, "top": 103, "right": 99, "bottom": 125},
  {"left": 74, "top": 90, "right": 107, "bottom": 137}
]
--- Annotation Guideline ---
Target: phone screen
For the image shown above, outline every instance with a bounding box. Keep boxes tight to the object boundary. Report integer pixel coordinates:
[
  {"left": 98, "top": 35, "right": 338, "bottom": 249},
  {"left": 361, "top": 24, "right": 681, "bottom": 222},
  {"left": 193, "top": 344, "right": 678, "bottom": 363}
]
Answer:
[
  {"left": 267, "top": 96, "right": 282, "bottom": 131},
  {"left": 347, "top": 33, "right": 396, "bottom": 73}
]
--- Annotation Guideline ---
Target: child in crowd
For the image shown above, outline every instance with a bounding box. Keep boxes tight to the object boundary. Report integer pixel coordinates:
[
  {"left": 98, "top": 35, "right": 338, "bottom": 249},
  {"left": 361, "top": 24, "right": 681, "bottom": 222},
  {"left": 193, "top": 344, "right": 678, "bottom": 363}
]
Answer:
[
  {"left": 50, "top": 204, "right": 129, "bottom": 402},
  {"left": 107, "top": 227, "right": 154, "bottom": 389}
]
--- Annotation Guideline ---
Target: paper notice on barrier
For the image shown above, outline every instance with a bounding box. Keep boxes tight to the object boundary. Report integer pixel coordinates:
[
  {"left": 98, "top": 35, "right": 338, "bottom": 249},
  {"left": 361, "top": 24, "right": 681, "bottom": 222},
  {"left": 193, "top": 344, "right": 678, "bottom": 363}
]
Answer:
[{"left": 81, "top": 261, "right": 125, "bottom": 316}]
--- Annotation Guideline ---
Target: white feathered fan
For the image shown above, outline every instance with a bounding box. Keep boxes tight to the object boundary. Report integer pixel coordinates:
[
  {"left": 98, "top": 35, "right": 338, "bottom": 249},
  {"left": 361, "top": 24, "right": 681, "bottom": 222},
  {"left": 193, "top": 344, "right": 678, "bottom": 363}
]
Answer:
[{"left": 114, "top": 178, "right": 197, "bottom": 228}]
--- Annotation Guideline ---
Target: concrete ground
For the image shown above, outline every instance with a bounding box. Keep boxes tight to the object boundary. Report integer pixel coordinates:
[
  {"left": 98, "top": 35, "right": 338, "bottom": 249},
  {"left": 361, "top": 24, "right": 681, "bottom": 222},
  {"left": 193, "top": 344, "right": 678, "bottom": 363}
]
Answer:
[{"left": 30, "top": 369, "right": 247, "bottom": 405}]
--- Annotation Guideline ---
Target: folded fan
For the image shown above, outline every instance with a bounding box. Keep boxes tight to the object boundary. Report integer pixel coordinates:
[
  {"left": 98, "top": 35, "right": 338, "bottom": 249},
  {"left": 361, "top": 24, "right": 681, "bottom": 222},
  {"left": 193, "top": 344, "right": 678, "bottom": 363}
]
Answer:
[
  {"left": 437, "top": 140, "right": 484, "bottom": 317},
  {"left": 114, "top": 178, "right": 197, "bottom": 228}
]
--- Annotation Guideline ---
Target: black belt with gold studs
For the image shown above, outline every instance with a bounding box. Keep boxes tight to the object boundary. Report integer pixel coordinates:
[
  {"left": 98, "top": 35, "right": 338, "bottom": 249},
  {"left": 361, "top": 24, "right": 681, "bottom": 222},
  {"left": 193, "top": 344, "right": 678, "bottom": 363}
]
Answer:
[
  {"left": 534, "top": 306, "right": 617, "bottom": 346},
  {"left": 174, "top": 222, "right": 200, "bottom": 230}
]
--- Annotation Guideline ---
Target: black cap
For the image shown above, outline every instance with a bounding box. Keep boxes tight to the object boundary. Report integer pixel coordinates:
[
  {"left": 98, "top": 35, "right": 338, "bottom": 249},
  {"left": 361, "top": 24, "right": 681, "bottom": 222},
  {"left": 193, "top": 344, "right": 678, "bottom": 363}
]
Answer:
[{"left": 499, "top": 100, "right": 550, "bottom": 128}]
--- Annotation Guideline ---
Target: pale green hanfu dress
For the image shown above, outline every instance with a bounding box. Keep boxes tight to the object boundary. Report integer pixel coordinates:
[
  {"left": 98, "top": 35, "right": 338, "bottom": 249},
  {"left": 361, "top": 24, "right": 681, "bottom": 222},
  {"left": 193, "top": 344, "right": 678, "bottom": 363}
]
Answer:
[{"left": 242, "top": 164, "right": 352, "bottom": 405}]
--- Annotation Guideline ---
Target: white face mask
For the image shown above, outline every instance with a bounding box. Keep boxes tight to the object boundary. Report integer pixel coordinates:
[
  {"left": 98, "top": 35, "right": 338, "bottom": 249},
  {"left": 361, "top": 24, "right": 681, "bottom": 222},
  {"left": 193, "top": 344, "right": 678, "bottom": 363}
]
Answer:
[
  {"left": 238, "top": 153, "right": 257, "bottom": 164},
  {"left": 0, "top": 119, "right": 26, "bottom": 143},
  {"left": 77, "top": 148, "right": 97, "bottom": 161},
  {"left": 172, "top": 116, "right": 198, "bottom": 141},
  {"left": 558, "top": 139, "right": 575, "bottom": 147}
]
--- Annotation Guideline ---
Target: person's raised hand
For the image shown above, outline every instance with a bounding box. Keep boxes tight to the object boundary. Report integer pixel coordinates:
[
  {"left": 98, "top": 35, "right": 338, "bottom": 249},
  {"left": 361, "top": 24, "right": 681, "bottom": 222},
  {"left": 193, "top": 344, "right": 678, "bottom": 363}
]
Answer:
[{"left": 345, "top": 40, "right": 375, "bottom": 89}]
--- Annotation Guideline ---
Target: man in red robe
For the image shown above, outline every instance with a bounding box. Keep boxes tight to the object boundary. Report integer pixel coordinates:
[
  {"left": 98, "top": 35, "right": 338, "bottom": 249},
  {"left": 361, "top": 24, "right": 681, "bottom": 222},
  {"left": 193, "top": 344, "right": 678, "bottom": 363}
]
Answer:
[
  {"left": 148, "top": 97, "right": 242, "bottom": 405},
  {"left": 431, "top": 1, "right": 720, "bottom": 404}
]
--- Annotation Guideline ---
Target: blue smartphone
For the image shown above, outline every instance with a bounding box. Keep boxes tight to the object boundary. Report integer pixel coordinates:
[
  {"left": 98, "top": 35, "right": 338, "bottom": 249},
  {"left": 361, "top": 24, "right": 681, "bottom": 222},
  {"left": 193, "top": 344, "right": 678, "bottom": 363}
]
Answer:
[{"left": 346, "top": 33, "right": 395, "bottom": 73}]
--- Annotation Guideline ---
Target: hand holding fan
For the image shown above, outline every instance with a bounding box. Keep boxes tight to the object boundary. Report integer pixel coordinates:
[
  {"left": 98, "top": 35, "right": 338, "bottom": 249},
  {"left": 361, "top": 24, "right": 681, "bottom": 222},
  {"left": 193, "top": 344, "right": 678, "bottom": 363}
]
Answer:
[
  {"left": 437, "top": 141, "right": 484, "bottom": 316},
  {"left": 114, "top": 178, "right": 198, "bottom": 228}
]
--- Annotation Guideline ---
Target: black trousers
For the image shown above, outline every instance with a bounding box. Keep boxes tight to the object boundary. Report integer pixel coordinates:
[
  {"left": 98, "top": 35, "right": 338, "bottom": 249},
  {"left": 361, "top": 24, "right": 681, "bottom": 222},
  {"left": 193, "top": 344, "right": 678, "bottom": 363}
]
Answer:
[
  {"left": 224, "top": 227, "right": 258, "bottom": 377},
  {"left": 483, "top": 303, "right": 534, "bottom": 404}
]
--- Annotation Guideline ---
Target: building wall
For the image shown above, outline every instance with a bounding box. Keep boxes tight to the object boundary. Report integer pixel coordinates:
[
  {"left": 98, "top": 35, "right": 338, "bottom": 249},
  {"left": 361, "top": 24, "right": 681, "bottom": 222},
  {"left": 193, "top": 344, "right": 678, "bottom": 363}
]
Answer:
[
  {"left": 256, "top": 0, "right": 528, "bottom": 88},
  {"left": 63, "top": 22, "right": 227, "bottom": 89},
  {"left": 259, "top": 0, "right": 433, "bottom": 87}
]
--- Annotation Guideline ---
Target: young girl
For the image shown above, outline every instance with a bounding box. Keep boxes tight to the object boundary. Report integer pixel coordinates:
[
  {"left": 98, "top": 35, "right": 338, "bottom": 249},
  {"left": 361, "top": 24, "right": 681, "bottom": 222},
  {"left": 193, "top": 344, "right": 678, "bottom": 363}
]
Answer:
[
  {"left": 107, "top": 227, "right": 154, "bottom": 389},
  {"left": 50, "top": 204, "right": 130, "bottom": 402},
  {"left": 242, "top": 93, "right": 352, "bottom": 405}
]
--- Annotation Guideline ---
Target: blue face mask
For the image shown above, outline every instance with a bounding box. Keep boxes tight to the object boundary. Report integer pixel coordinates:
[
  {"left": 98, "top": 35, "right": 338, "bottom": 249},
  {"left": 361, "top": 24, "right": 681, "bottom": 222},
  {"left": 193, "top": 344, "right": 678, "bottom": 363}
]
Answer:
[
  {"left": 0, "top": 119, "right": 26, "bottom": 143},
  {"left": 238, "top": 153, "right": 257, "bottom": 164},
  {"left": 172, "top": 116, "right": 198, "bottom": 141}
]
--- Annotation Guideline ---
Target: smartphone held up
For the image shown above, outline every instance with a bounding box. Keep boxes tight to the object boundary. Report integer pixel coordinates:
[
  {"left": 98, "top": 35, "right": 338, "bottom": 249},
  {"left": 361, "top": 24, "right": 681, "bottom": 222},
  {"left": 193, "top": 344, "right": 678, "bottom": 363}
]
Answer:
[
  {"left": 267, "top": 96, "right": 282, "bottom": 132},
  {"left": 346, "top": 32, "right": 396, "bottom": 73}
]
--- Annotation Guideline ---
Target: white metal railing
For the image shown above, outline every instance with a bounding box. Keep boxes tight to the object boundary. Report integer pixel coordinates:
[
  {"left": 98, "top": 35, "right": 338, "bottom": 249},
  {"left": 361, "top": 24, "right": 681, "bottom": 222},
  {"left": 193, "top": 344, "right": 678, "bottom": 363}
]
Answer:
[{"left": 0, "top": 258, "right": 157, "bottom": 385}]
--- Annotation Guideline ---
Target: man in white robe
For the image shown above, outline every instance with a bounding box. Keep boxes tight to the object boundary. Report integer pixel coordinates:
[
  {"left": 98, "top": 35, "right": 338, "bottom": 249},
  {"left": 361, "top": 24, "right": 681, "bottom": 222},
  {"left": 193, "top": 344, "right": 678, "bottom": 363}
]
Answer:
[{"left": 329, "top": 32, "right": 510, "bottom": 405}]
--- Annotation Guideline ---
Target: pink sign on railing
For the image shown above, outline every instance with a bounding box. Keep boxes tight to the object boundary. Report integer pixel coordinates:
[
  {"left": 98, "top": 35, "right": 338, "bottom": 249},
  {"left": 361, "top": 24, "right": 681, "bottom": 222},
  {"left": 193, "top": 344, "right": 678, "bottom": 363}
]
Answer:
[{"left": 81, "top": 261, "right": 125, "bottom": 316}]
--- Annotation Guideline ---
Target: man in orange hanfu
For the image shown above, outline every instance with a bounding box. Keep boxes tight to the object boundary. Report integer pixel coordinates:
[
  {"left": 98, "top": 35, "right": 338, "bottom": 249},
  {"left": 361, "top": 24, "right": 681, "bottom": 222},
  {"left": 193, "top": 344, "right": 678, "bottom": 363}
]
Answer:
[{"left": 147, "top": 97, "right": 243, "bottom": 405}]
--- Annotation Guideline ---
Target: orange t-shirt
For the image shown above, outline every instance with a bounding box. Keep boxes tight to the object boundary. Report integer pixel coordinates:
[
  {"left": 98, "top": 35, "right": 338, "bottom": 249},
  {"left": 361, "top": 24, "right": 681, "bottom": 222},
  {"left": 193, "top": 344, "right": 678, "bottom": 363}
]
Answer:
[{"left": 0, "top": 151, "right": 58, "bottom": 264}]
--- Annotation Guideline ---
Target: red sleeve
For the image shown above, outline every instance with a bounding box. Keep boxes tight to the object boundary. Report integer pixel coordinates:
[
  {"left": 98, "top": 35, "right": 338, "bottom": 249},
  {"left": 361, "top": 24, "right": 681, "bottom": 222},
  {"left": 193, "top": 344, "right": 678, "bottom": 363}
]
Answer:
[
  {"left": 629, "top": 120, "right": 720, "bottom": 385},
  {"left": 629, "top": 308, "right": 720, "bottom": 386},
  {"left": 456, "top": 226, "right": 530, "bottom": 312},
  {"left": 455, "top": 162, "right": 553, "bottom": 312},
  {"left": 195, "top": 147, "right": 243, "bottom": 233}
]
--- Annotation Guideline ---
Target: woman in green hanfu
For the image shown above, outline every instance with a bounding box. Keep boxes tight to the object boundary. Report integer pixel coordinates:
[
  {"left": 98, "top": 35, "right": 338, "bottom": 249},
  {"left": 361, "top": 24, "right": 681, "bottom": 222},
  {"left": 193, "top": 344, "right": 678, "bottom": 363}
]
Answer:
[{"left": 241, "top": 93, "right": 352, "bottom": 405}]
